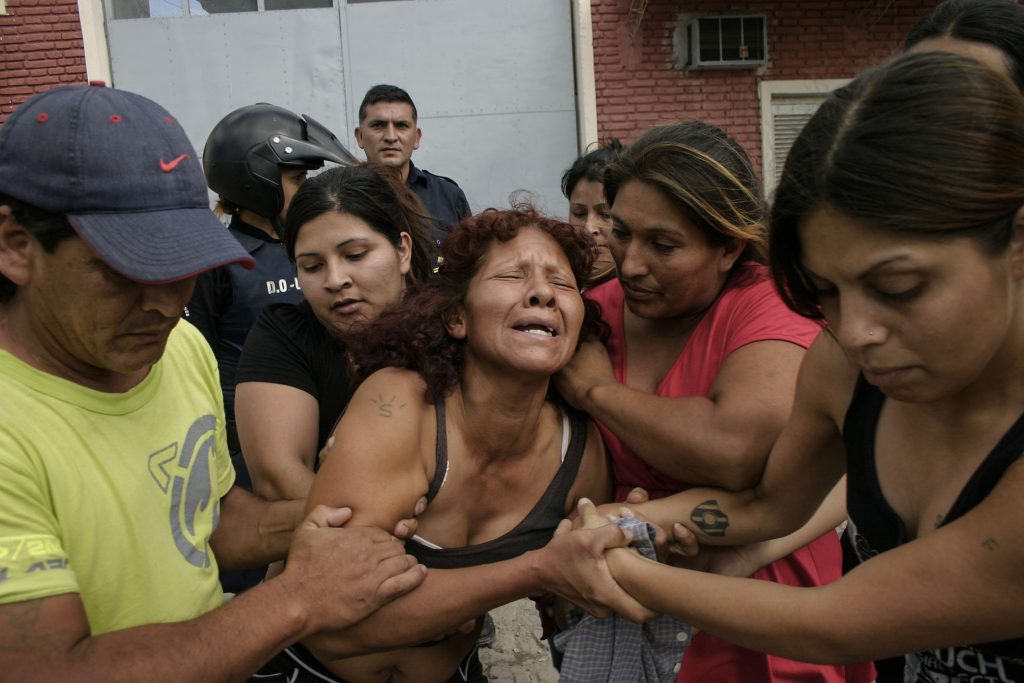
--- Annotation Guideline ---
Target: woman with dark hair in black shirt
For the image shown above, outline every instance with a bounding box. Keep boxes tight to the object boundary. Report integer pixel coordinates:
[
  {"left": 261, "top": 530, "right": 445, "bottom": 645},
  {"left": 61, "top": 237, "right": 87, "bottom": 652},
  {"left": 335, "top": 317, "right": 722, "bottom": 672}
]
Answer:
[{"left": 234, "top": 163, "right": 433, "bottom": 504}]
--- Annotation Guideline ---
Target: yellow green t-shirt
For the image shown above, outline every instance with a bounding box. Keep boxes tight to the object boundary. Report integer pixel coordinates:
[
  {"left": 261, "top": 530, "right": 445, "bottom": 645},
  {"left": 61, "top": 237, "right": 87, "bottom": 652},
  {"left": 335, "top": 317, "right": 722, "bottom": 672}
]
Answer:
[{"left": 0, "top": 322, "right": 235, "bottom": 634}]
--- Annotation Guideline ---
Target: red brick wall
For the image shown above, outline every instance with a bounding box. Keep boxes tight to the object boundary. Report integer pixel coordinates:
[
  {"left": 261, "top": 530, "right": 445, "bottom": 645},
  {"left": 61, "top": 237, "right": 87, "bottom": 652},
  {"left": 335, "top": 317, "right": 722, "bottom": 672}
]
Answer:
[
  {"left": 590, "top": 0, "right": 938, "bottom": 170},
  {"left": 0, "top": 0, "right": 87, "bottom": 123}
]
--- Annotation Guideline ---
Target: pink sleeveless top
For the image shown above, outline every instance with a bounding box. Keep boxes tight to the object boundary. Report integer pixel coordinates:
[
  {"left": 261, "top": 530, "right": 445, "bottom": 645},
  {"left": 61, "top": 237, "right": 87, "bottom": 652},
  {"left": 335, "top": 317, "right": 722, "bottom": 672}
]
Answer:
[{"left": 588, "top": 266, "right": 872, "bottom": 683}]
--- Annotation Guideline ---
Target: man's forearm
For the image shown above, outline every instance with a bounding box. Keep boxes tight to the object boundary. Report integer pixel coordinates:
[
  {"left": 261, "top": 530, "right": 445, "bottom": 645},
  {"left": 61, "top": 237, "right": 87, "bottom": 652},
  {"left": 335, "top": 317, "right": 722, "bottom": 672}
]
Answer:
[
  {"left": 213, "top": 489, "right": 304, "bottom": 570},
  {"left": 252, "top": 498, "right": 306, "bottom": 564},
  {"left": 306, "top": 550, "right": 544, "bottom": 657},
  {"left": 5, "top": 579, "right": 309, "bottom": 683}
]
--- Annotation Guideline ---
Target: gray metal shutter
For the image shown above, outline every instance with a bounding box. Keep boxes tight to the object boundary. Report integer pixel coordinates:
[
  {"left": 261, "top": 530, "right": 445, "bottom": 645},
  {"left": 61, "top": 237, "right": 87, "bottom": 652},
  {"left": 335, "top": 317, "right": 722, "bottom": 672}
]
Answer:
[{"left": 771, "top": 95, "right": 826, "bottom": 185}]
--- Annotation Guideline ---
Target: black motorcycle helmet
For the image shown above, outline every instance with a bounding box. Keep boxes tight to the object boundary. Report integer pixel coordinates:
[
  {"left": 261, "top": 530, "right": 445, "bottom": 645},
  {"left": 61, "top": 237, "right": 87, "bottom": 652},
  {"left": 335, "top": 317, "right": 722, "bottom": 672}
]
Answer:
[{"left": 203, "top": 103, "right": 357, "bottom": 221}]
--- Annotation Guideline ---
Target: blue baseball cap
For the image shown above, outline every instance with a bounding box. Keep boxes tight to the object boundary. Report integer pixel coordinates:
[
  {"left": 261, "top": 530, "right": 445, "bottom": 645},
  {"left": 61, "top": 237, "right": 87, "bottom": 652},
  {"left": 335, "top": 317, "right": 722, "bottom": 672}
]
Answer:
[{"left": 0, "top": 83, "right": 254, "bottom": 282}]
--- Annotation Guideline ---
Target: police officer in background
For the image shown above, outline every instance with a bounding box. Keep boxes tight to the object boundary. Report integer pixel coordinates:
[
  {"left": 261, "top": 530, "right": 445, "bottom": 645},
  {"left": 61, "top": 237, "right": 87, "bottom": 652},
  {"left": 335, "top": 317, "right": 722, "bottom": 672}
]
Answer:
[{"left": 355, "top": 84, "right": 471, "bottom": 250}]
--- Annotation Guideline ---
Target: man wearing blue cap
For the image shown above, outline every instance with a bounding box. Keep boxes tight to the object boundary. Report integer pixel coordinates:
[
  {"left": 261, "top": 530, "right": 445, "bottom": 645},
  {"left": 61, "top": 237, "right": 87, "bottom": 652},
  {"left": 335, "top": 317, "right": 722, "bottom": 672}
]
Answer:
[{"left": 0, "top": 84, "right": 425, "bottom": 680}]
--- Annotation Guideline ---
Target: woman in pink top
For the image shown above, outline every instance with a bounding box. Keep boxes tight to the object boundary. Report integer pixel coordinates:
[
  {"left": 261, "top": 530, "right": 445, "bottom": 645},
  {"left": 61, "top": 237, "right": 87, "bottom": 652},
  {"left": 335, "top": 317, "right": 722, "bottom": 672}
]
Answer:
[{"left": 556, "top": 121, "right": 865, "bottom": 683}]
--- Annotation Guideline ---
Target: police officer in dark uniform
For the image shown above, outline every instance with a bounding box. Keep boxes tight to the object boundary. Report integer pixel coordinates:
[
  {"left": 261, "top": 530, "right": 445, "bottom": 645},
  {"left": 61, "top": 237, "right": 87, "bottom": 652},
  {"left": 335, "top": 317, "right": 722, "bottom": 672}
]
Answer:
[
  {"left": 184, "top": 103, "right": 353, "bottom": 498},
  {"left": 354, "top": 84, "right": 471, "bottom": 251}
]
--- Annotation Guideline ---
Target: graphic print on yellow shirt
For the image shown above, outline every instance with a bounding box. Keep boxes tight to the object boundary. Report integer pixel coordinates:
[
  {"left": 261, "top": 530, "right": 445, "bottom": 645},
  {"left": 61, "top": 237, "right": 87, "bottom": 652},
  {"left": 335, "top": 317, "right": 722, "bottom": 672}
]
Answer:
[{"left": 0, "top": 323, "right": 234, "bottom": 634}]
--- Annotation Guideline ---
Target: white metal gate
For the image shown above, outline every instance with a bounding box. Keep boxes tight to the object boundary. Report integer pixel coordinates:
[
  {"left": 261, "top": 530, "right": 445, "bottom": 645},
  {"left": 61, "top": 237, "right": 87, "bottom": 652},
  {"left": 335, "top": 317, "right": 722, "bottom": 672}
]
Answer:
[{"left": 104, "top": 0, "right": 578, "bottom": 214}]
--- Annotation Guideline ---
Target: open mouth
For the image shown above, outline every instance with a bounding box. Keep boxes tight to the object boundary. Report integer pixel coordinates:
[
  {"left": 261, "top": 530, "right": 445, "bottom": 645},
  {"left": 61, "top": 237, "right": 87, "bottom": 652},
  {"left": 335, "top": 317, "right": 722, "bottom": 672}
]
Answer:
[{"left": 514, "top": 324, "right": 557, "bottom": 337}]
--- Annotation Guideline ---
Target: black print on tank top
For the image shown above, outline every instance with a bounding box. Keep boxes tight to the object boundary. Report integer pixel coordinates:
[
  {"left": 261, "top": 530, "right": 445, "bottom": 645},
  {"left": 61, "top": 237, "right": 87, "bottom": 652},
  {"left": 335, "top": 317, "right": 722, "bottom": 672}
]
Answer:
[{"left": 908, "top": 646, "right": 1024, "bottom": 682}]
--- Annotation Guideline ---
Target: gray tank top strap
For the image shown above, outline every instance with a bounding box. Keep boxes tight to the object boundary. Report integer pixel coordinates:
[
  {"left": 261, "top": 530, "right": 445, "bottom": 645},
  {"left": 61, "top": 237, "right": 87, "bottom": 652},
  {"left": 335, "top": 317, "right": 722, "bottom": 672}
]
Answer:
[{"left": 425, "top": 399, "right": 449, "bottom": 503}]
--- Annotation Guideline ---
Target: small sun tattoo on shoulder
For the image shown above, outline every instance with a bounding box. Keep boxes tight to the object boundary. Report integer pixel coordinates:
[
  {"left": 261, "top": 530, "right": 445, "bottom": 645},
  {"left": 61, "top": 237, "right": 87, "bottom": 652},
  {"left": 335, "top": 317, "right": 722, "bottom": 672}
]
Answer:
[
  {"left": 690, "top": 499, "right": 730, "bottom": 537},
  {"left": 370, "top": 394, "right": 406, "bottom": 418}
]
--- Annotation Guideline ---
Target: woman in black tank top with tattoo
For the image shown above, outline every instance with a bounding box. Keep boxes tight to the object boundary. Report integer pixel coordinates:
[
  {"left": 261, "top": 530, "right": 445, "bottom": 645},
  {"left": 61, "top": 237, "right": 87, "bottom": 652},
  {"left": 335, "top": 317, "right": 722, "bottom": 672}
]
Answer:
[
  {"left": 272, "top": 206, "right": 635, "bottom": 683},
  {"left": 555, "top": 51, "right": 1024, "bottom": 683}
]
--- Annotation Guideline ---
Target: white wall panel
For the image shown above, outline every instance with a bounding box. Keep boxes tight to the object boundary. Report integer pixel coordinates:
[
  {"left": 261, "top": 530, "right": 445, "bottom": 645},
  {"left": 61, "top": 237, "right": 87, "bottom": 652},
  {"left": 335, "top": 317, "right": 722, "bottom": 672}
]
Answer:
[
  {"left": 105, "top": 0, "right": 576, "bottom": 215},
  {"left": 107, "top": 9, "right": 348, "bottom": 163}
]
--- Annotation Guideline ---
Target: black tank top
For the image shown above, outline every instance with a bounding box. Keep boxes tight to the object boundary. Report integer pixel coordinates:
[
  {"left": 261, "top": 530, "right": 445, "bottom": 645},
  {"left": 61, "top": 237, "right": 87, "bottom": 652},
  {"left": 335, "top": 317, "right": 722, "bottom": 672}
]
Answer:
[
  {"left": 405, "top": 402, "right": 588, "bottom": 570},
  {"left": 843, "top": 375, "right": 1024, "bottom": 681}
]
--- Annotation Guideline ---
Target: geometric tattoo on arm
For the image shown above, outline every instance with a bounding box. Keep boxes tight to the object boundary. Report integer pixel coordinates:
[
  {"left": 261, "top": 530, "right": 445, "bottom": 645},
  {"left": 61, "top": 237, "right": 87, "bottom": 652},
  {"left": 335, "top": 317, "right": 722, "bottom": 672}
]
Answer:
[{"left": 690, "top": 499, "right": 730, "bottom": 537}]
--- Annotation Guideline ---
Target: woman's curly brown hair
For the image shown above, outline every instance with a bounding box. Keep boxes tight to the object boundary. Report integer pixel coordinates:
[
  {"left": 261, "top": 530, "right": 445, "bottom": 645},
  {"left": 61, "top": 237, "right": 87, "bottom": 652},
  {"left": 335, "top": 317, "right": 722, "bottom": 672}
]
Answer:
[{"left": 353, "top": 204, "right": 608, "bottom": 403}]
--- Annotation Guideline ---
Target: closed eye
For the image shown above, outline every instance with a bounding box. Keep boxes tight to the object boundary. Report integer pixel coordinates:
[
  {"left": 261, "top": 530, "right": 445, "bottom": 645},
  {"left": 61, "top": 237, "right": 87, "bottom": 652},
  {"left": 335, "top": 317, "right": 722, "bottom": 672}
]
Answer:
[
  {"left": 551, "top": 277, "right": 577, "bottom": 290},
  {"left": 876, "top": 284, "right": 923, "bottom": 303}
]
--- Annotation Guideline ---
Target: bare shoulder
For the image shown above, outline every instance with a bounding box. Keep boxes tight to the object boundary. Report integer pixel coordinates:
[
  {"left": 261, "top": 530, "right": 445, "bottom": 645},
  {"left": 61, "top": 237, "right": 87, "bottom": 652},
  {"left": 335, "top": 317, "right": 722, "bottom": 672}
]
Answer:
[
  {"left": 796, "top": 332, "right": 860, "bottom": 428},
  {"left": 358, "top": 366, "right": 428, "bottom": 397},
  {"left": 583, "top": 418, "right": 607, "bottom": 464},
  {"left": 311, "top": 369, "right": 435, "bottom": 523},
  {"left": 347, "top": 368, "right": 430, "bottom": 420},
  {"left": 319, "top": 368, "right": 432, "bottom": 469},
  {"left": 566, "top": 417, "right": 613, "bottom": 509}
]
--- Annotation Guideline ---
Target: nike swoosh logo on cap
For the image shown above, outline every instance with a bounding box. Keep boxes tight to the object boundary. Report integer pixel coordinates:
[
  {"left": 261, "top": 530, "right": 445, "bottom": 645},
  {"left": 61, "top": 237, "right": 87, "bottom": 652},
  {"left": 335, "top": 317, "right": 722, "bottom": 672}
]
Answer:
[{"left": 159, "top": 154, "right": 190, "bottom": 173}]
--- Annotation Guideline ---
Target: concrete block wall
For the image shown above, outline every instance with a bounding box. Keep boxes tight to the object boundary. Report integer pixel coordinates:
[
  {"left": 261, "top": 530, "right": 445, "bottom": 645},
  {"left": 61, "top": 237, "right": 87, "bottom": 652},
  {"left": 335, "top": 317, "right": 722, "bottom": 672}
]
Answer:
[
  {"left": 590, "top": 0, "right": 938, "bottom": 170},
  {"left": 0, "top": 0, "right": 87, "bottom": 123}
]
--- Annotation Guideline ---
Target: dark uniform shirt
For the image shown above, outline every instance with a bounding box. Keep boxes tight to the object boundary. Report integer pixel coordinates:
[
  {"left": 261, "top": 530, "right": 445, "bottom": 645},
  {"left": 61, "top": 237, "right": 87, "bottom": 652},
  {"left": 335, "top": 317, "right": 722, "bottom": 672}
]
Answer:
[
  {"left": 183, "top": 216, "right": 302, "bottom": 456},
  {"left": 406, "top": 161, "right": 471, "bottom": 248}
]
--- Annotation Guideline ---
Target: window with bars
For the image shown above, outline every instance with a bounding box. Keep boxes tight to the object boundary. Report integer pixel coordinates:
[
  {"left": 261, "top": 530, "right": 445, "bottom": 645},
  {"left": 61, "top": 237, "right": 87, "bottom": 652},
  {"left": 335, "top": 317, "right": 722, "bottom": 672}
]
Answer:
[{"left": 687, "top": 15, "right": 766, "bottom": 68}]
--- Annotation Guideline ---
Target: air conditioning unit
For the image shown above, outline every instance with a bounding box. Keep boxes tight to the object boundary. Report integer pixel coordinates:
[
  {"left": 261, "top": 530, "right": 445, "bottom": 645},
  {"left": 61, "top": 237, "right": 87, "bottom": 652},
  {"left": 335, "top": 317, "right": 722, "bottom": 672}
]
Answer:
[{"left": 687, "top": 15, "right": 767, "bottom": 69}]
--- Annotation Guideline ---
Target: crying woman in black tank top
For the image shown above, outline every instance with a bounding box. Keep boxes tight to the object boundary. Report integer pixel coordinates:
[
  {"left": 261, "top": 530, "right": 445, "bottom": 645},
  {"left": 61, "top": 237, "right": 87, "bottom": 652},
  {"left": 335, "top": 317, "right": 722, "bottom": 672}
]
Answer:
[{"left": 289, "top": 205, "right": 641, "bottom": 683}]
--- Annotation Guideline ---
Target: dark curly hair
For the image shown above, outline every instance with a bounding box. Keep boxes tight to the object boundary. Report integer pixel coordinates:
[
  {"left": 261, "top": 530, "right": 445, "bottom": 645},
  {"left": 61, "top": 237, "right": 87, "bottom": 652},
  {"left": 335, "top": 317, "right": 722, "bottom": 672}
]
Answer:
[{"left": 353, "top": 205, "right": 607, "bottom": 404}]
